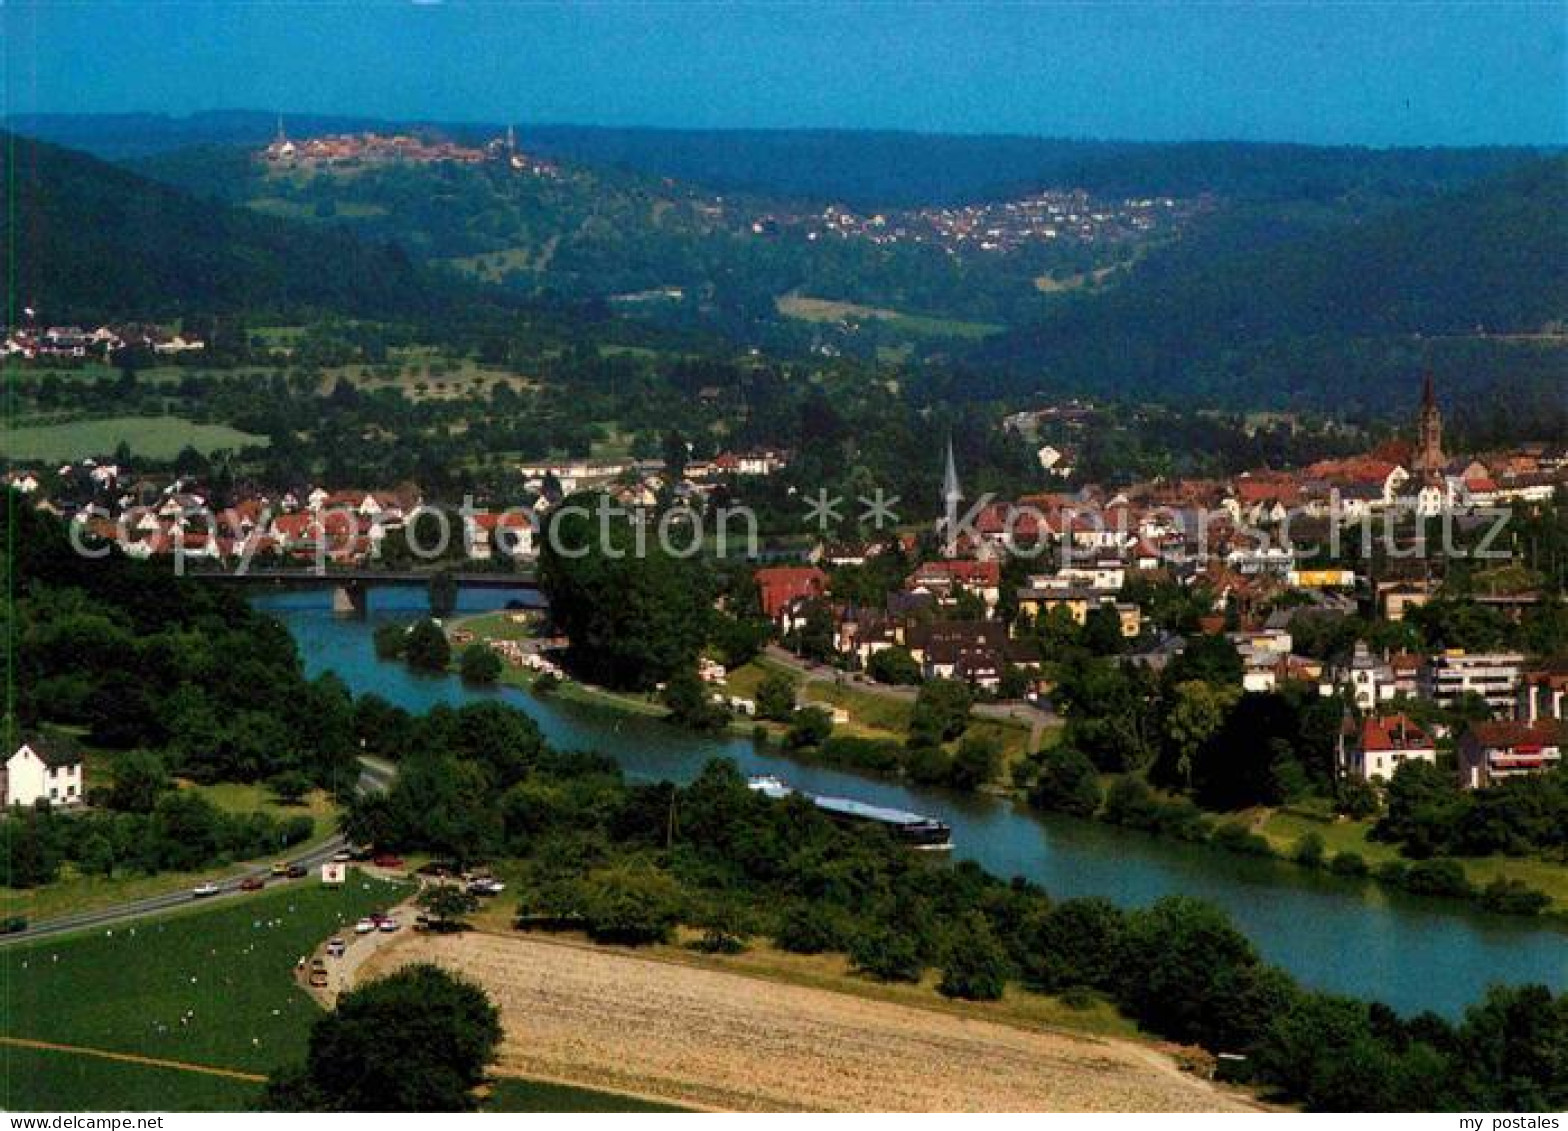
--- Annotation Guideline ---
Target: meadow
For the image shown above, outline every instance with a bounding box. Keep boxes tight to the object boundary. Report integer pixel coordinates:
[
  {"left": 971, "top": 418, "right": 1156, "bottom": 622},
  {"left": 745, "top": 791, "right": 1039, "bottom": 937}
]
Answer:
[
  {"left": 0, "top": 1045, "right": 263, "bottom": 1112},
  {"left": 0, "top": 876, "right": 407, "bottom": 1079},
  {"left": 0, "top": 415, "right": 268, "bottom": 461},
  {"left": 776, "top": 293, "right": 1003, "bottom": 340}
]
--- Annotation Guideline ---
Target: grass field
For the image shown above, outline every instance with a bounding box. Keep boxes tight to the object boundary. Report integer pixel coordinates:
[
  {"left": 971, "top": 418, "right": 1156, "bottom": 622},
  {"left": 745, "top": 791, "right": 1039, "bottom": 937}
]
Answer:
[
  {"left": 775, "top": 294, "right": 1003, "bottom": 340},
  {"left": 0, "top": 416, "right": 269, "bottom": 462},
  {"left": 0, "top": 875, "right": 408, "bottom": 1083},
  {"left": 0, "top": 1045, "right": 263, "bottom": 1112},
  {"left": 189, "top": 782, "right": 338, "bottom": 840}
]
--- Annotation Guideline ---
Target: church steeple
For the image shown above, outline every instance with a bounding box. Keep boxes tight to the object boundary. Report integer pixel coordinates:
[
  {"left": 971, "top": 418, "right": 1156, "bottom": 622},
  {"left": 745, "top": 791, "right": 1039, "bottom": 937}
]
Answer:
[
  {"left": 1415, "top": 371, "right": 1444, "bottom": 475},
  {"left": 939, "top": 436, "right": 964, "bottom": 558},
  {"left": 942, "top": 436, "right": 962, "bottom": 509}
]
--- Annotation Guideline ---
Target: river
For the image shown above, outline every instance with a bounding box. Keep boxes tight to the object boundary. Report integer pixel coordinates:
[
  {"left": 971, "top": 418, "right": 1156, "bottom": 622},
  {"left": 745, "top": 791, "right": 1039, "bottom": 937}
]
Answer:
[{"left": 256, "top": 586, "right": 1566, "bottom": 1019}]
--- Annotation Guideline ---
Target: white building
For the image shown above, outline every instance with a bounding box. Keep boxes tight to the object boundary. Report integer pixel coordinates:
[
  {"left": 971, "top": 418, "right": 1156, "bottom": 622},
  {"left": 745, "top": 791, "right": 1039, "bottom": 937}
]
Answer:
[
  {"left": 4, "top": 739, "right": 84, "bottom": 807},
  {"left": 1340, "top": 713, "right": 1438, "bottom": 784},
  {"left": 1421, "top": 652, "right": 1526, "bottom": 713},
  {"left": 1319, "top": 642, "right": 1397, "bottom": 710}
]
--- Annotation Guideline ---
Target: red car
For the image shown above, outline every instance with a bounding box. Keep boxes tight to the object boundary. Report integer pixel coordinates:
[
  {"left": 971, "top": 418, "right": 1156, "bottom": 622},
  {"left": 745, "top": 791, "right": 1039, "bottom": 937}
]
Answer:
[
  {"left": 371, "top": 854, "right": 405, "bottom": 869},
  {"left": 239, "top": 876, "right": 265, "bottom": 891}
]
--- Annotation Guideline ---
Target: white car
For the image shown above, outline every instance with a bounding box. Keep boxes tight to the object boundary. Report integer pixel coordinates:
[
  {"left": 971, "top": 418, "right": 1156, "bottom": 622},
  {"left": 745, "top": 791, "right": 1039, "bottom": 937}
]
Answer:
[
  {"left": 353, "top": 918, "right": 376, "bottom": 935},
  {"left": 191, "top": 882, "right": 221, "bottom": 899},
  {"left": 377, "top": 918, "right": 400, "bottom": 933},
  {"left": 467, "top": 878, "right": 506, "bottom": 896}
]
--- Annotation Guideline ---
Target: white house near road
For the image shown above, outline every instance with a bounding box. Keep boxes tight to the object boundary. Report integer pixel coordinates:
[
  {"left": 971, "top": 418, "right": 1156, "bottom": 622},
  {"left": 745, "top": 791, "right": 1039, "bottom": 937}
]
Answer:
[{"left": 4, "top": 738, "right": 85, "bottom": 808}]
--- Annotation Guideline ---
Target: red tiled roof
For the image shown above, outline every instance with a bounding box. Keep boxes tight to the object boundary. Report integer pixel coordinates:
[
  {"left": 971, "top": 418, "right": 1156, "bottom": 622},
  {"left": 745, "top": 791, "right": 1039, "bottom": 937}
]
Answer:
[
  {"left": 1359, "top": 713, "right": 1433, "bottom": 752},
  {"left": 755, "top": 566, "right": 828, "bottom": 617}
]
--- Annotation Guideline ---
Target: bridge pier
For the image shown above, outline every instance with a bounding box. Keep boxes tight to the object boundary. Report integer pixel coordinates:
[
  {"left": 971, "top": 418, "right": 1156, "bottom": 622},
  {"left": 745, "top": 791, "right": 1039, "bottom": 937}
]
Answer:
[{"left": 332, "top": 581, "right": 368, "bottom": 617}]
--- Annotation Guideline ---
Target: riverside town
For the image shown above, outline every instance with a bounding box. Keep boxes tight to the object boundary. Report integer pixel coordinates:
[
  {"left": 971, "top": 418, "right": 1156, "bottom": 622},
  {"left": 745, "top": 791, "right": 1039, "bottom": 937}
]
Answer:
[{"left": 1, "top": 1, "right": 1565, "bottom": 1121}]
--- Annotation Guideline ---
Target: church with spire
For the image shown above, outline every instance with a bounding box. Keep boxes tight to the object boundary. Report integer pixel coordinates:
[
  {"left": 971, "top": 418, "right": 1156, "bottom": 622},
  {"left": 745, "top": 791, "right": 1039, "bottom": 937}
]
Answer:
[{"left": 1413, "top": 372, "right": 1445, "bottom": 477}]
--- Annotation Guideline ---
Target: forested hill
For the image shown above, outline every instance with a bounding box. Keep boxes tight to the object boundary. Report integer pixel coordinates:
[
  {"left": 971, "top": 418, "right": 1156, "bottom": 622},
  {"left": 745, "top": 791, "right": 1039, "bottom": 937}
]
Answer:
[
  {"left": 0, "top": 132, "right": 486, "bottom": 324},
  {"left": 8, "top": 111, "right": 1543, "bottom": 207},
  {"left": 966, "top": 156, "right": 1568, "bottom": 414}
]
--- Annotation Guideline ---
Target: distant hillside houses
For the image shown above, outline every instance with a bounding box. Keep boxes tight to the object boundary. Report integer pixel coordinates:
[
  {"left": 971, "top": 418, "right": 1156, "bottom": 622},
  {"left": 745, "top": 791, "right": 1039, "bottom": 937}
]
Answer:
[{"left": 2, "top": 321, "right": 204, "bottom": 360}]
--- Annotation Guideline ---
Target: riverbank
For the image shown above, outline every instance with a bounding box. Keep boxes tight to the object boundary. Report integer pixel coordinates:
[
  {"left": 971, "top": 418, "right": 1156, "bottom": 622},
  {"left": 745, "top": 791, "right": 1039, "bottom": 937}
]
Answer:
[
  {"left": 354, "top": 926, "right": 1263, "bottom": 1112},
  {"left": 447, "top": 611, "right": 1044, "bottom": 780},
  {"left": 444, "top": 609, "right": 1568, "bottom": 923},
  {"left": 258, "top": 586, "right": 1568, "bottom": 1018}
]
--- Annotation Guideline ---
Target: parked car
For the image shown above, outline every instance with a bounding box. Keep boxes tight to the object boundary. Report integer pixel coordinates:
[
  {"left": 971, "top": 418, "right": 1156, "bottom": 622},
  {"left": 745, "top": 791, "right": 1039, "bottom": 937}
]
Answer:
[
  {"left": 371, "top": 854, "right": 405, "bottom": 869},
  {"left": 270, "top": 862, "right": 289, "bottom": 876},
  {"left": 467, "top": 877, "right": 506, "bottom": 896},
  {"left": 353, "top": 918, "right": 376, "bottom": 935},
  {"left": 239, "top": 876, "right": 265, "bottom": 892},
  {"left": 191, "top": 882, "right": 221, "bottom": 899},
  {"left": 286, "top": 863, "right": 308, "bottom": 879},
  {"left": 326, "top": 937, "right": 347, "bottom": 957},
  {"left": 377, "top": 918, "right": 400, "bottom": 933},
  {"left": 308, "top": 969, "right": 330, "bottom": 988},
  {"left": 331, "top": 849, "right": 353, "bottom": 863}
]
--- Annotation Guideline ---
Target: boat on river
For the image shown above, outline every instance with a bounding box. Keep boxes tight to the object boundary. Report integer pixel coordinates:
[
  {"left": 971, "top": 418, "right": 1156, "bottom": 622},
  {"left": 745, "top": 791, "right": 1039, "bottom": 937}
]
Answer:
[{"left": 747, "top": 775, "right": 954, "bottom": 851}]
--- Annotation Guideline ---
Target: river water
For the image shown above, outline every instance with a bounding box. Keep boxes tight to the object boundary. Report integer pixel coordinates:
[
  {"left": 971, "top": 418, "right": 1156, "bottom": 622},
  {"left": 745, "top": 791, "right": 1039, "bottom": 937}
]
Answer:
[{"left": 256, "top": 586, "right": 1565, "bottom": 1018}]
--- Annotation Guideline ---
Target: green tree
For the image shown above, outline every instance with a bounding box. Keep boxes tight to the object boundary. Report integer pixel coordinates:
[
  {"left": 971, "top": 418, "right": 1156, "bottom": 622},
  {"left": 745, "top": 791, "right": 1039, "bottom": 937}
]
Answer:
[
  {"left": 458, "top": 644, "right": 502, "bottom": 684},
  {"left": 867, "top": 646, "right": 922, "bottom": 685},
  {"left": 662, "top": 666, "right": 729, "bottom": 732},
  {"left": 949, "top": 732, "right": 1002, "bottom": 789},
  {"left": 539, "top": 497, "right": 712, "bottom": 690},
  {"left": 1163, "top": 680, "right": 1240, "bottom": 791},
  {"left": 579, "top": 862, "right": 685, "bottom": 945},
  {"left": 418, "top": 884, "right": 481, "bottom": 931},
  {"left": 911, "top": 678, "right": 972, "bottom": 743},
  {"left": 938, "top": 913, "right": 1010, "bottom": 1000},
  {"left": 785, "top": 705, "right": 834, "bottom": 749},
  {"left": 264, "top": 964, "right": 501, "bottom": 1112},
  {"left": 1029, "top": 746, "right": 1102, "bottom": 817},
  {"left": 107, "top": 751, "right": 169, "bottom": 813},
  {"left": 404, "top": 620, "right": 452, "bottom": 673},
  {"left": 754, "top": 671, "right": 798, "bottom": 722}
]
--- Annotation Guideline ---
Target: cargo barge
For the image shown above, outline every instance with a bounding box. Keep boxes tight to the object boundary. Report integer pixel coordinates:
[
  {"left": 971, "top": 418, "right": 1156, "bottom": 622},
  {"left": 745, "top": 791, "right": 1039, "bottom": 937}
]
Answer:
[{"left": 747, "top": 775, "right": 953, "bottom": 850}]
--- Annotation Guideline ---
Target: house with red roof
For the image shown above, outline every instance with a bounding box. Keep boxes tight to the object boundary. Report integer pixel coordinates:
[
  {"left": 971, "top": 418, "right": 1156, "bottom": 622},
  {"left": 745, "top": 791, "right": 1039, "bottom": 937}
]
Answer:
[
  {"left": 1341, "top": 713, "right": 1436, "bottom": 783},
  {"left": 1458, "top": 721, "right": 1564, "bottom": 789},
  {"left": 755, "top": 566, "right": 828, "bottom": 620}
]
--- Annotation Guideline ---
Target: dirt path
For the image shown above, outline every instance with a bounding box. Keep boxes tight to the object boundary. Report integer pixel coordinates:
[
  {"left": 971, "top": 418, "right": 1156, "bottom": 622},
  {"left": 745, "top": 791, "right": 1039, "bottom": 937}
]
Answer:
[
  {"left": 356, "top": 930, "right": 1254, "bottom": 1112},
  {"left": 0, "top": 1036, "right": 266, "bottom": 1083}
]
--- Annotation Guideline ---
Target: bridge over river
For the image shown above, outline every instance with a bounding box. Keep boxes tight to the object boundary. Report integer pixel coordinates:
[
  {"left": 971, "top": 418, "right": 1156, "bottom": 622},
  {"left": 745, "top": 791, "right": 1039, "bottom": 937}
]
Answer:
[{"left": 185, "top": 567, "right": 543, "bottom": 614}]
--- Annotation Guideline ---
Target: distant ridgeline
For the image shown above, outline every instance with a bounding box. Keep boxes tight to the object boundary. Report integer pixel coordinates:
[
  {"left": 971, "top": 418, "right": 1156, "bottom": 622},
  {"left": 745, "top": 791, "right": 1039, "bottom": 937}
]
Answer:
[{"left": 0, "top": 131, "right": 505, "bottom": 325}]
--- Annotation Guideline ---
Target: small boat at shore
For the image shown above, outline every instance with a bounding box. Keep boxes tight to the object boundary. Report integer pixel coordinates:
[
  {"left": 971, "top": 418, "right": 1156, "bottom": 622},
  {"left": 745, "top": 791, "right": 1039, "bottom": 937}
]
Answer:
[{"left": 747, "top": 775, "right": 954, "bottom": 851}]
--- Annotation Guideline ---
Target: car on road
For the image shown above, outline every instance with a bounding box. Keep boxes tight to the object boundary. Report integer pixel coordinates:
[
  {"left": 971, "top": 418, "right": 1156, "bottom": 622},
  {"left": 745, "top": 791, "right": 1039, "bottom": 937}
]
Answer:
[
  {"left": 270, "top": 862, "right": 290, "bottom": 876},
  {"left": 191, "top": 882, "right": 221, "bottom": 899},
  {"left": 239, "top": 876, "right": 265, "bottom": 891},
  {"left": 286, "top": 863, "right": 308, "bottom": 879},
  {"left": 1, "top": 916, "right": 29, "bottom": 935},
  {"left": 331, "top": 849, "right": 353, "bottom": 863},
  {"left": 371, "top": 853, "right": 405, "bottom": 869}
]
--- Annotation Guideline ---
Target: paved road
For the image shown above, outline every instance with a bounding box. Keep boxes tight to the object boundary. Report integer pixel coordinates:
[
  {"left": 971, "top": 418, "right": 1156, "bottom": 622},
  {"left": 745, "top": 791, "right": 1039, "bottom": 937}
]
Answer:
[{"left": 0, "top": 760, "right": 390, "bottom": 946}]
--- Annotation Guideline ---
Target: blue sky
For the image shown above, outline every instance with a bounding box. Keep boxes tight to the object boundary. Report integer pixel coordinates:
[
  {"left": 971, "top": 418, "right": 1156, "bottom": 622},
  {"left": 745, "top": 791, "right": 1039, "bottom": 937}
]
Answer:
[{"left": 4, "top": 2, "right": 1564, "bottom": 144}]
